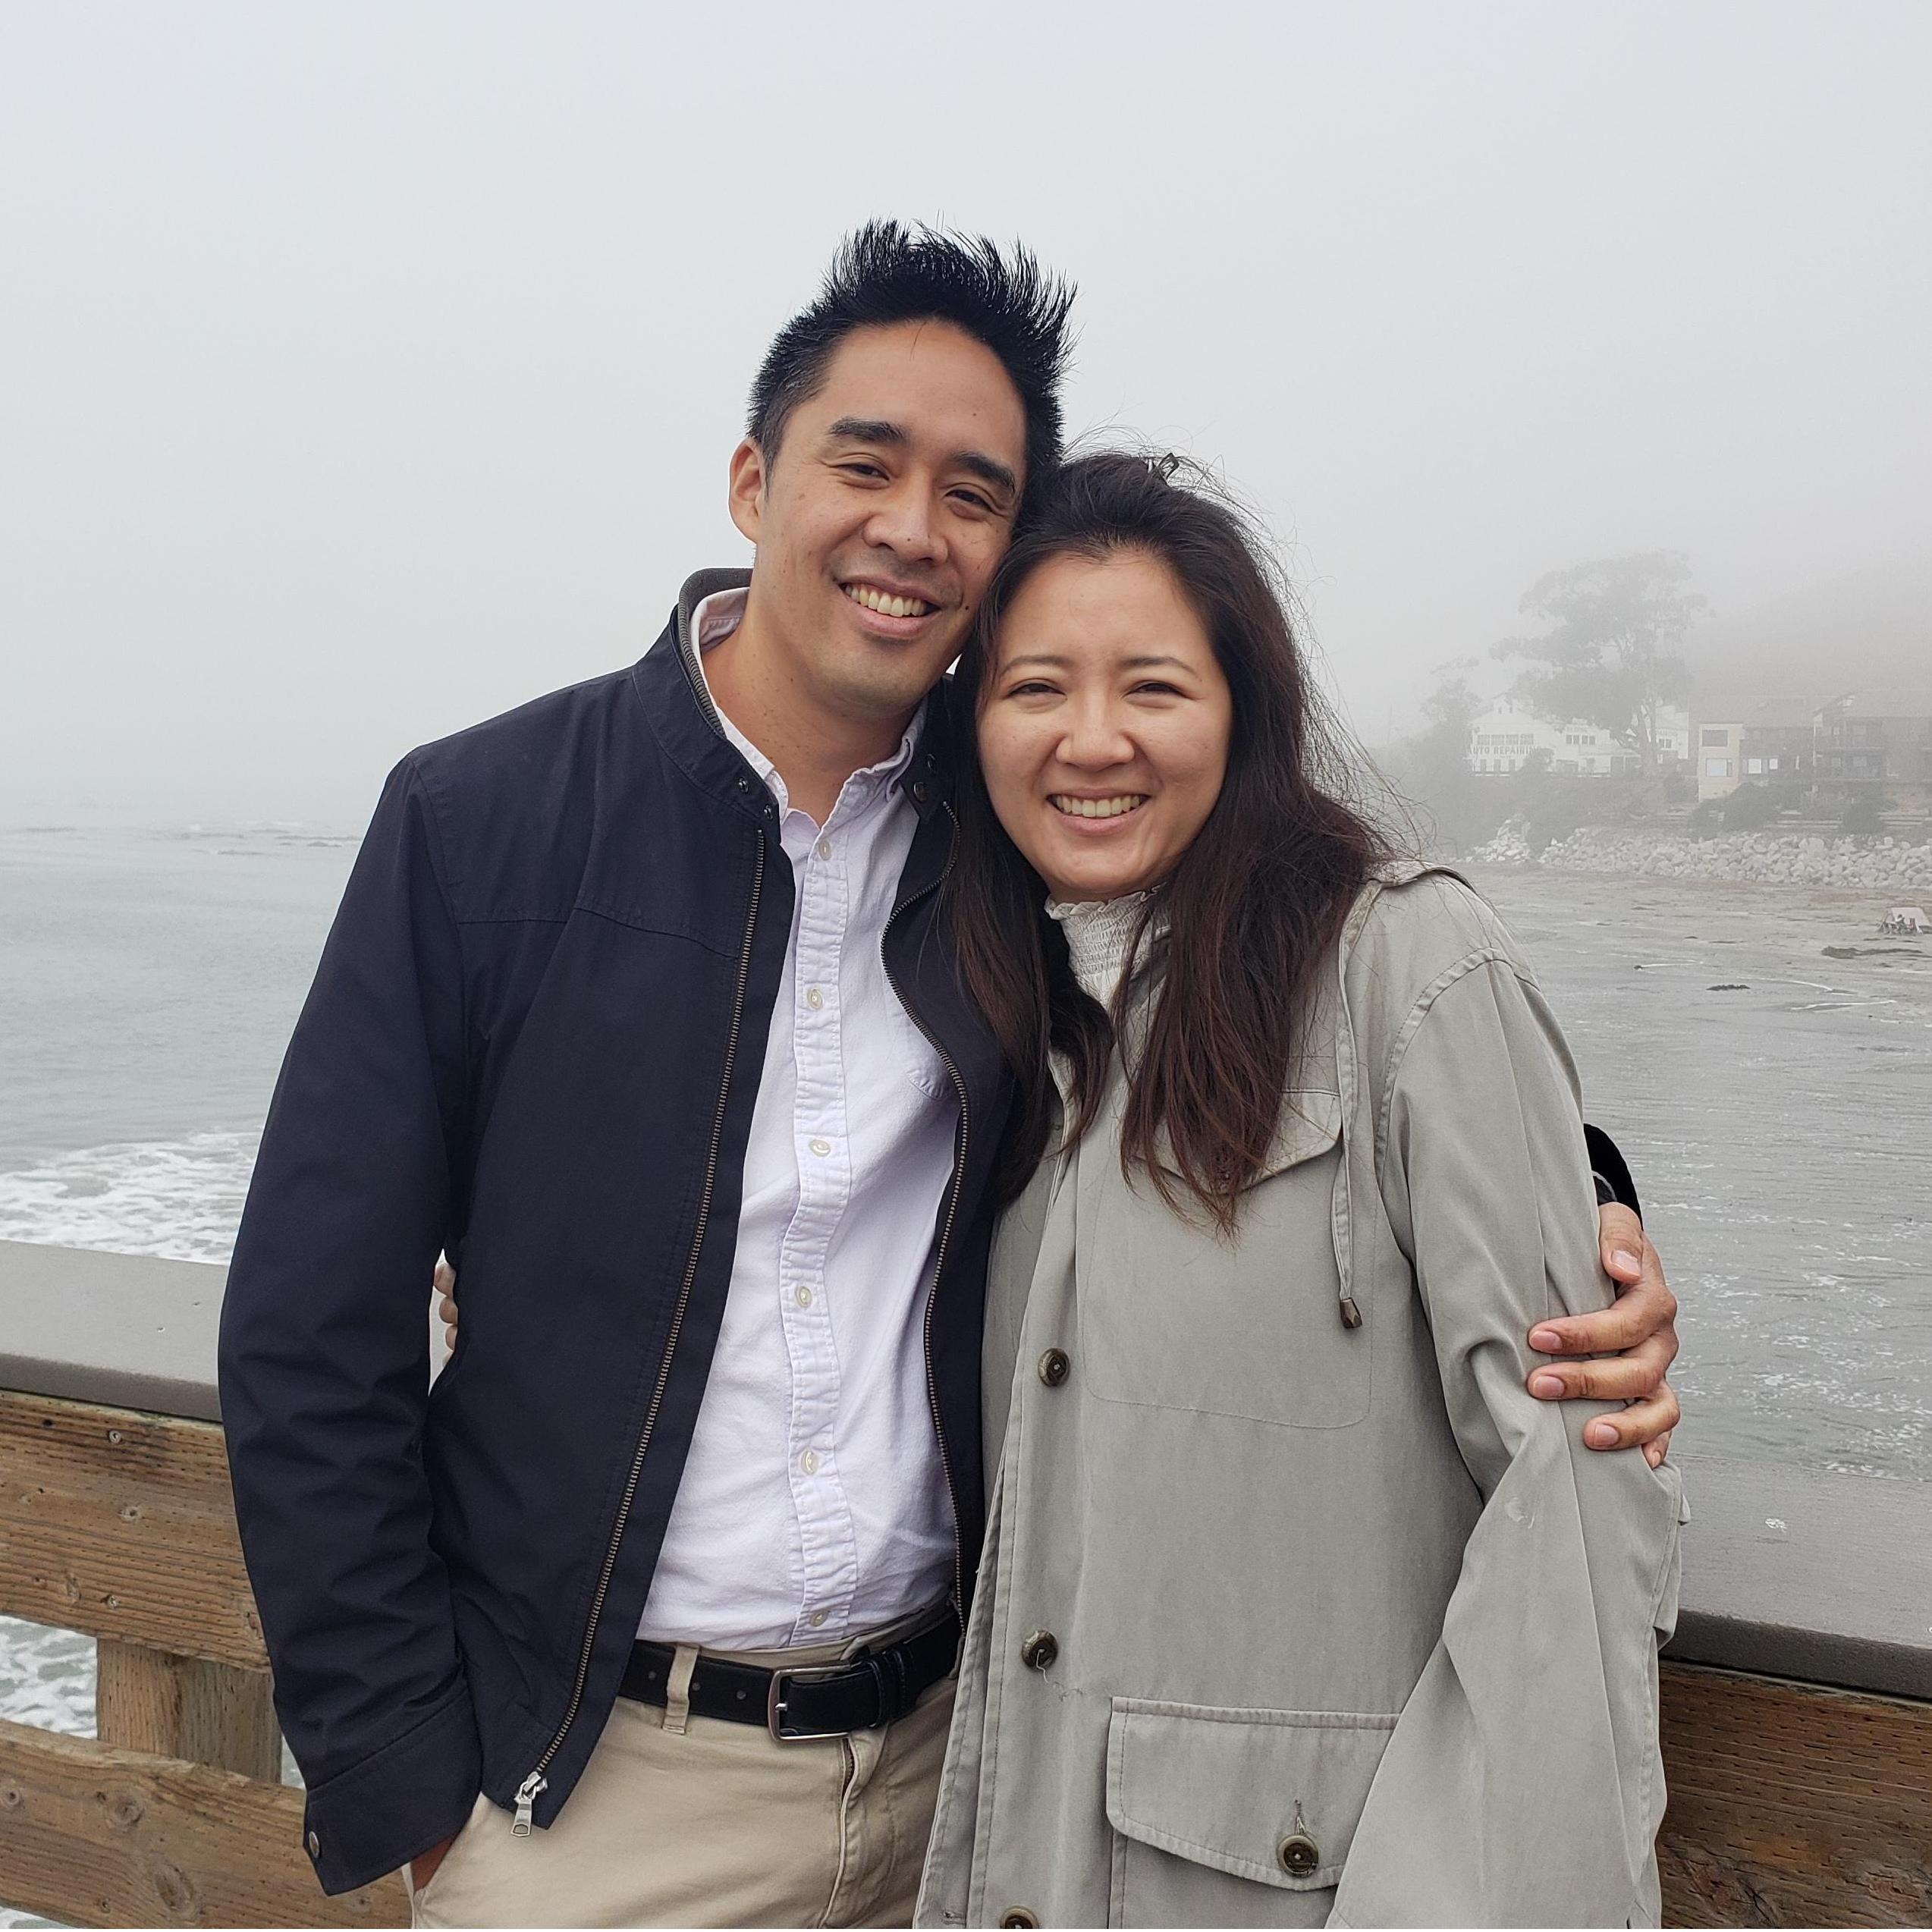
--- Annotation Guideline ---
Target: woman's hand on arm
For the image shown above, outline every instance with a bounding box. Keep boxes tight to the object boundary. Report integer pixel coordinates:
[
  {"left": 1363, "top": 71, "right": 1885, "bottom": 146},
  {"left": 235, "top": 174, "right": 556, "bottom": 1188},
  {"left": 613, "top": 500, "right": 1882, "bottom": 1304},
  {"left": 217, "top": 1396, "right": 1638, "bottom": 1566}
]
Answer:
[{"left": 1523, "top": 1203, "right": 1681, "bottom": 1465}]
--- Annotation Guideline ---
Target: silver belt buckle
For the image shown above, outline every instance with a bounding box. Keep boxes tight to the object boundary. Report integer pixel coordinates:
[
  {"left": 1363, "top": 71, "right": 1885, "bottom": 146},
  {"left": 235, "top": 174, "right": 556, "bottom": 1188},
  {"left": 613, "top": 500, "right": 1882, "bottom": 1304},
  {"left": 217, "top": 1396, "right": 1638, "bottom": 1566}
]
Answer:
[{"left": 767, "top": 1661, "right": 854, "bottom": 1743}]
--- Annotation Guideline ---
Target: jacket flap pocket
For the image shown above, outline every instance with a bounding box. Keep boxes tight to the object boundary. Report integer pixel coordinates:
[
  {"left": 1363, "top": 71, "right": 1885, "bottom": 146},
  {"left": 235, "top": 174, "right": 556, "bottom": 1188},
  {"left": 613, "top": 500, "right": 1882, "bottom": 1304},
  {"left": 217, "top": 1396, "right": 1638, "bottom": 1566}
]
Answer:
[
  {"left": 1258, "top": 1089, "right": 1343, "bottom": 1180},
  {"left": 1104, "top": 1698, "right": 1396, "bottom": 1891},
  {"left": 1151, "top": 1089, "right": 1343, "bottom": 1187}
]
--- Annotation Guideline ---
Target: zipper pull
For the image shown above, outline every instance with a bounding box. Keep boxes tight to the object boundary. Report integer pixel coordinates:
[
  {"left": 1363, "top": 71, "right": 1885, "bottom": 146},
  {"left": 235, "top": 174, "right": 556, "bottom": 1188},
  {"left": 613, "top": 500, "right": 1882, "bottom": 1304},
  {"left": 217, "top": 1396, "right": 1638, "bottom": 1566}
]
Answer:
[{"left": 511, "top": 1771, "right": 548, "bottom": 1838}]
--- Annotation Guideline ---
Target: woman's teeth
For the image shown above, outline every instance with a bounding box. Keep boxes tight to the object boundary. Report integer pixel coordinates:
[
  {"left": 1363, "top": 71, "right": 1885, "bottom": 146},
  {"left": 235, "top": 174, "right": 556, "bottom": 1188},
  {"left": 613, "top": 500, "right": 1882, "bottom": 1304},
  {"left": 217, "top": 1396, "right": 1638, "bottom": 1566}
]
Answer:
[
  {"left": 843, "top": 583, "right": 934, "bottom": 619},
  {"left": 1051, "top": 795, "right": 1148, "bottom": 819}
]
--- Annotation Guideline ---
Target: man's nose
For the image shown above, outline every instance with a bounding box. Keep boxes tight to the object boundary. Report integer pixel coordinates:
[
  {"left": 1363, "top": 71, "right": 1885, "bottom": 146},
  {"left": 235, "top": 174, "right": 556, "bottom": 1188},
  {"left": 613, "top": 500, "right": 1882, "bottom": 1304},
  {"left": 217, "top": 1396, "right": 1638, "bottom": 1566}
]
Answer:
[{"left": 865, "top": 482, "right": 947, "bottom": 565}]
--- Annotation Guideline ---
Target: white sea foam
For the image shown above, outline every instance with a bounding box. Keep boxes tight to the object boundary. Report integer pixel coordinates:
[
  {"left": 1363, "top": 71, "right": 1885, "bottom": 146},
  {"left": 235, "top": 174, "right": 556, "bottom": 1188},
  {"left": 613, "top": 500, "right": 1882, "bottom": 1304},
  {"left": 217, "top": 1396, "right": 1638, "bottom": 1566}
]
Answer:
[{"left": 0, "top": 1130, "right": 257, "bottom": 1262}]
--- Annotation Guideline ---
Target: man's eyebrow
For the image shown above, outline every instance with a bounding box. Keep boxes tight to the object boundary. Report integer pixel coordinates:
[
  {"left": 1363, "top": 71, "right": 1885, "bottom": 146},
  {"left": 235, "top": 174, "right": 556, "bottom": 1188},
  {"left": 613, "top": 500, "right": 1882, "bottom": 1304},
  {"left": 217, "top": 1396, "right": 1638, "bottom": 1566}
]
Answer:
[
  {"left": 957, "top": 451, "right": 1020, "bottom": 498},
  {"left": 823, "top": 416, "right": 1019, "bottom": 500},
  {"left": 825, "top": 416, "right": 906, "bottom": 447}
]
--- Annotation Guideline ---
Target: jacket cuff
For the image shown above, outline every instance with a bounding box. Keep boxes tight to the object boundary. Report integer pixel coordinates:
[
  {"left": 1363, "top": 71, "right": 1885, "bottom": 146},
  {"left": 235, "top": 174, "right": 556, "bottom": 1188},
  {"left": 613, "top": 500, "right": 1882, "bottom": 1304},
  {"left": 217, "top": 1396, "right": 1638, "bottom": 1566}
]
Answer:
[{"left": 300, "top": 1682, "right": 483, "bottom": 1896}]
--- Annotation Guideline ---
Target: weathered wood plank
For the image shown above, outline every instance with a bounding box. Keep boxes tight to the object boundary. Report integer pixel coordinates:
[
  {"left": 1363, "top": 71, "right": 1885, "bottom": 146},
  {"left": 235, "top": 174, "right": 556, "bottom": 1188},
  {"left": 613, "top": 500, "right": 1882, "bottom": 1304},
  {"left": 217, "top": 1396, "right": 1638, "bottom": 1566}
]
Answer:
[
  {"left": 1659, "top": 1660, "right": 1932, "bottom": 1927},
  {"left": 98, "top": 1638, "right": 281, "bottom": 1783},
  {"left": 0, "top": 1389, "right": 265, "bottom": 1667},
  {"left": 0, "top": 1717, "right": 407, "bottom": 1927}
]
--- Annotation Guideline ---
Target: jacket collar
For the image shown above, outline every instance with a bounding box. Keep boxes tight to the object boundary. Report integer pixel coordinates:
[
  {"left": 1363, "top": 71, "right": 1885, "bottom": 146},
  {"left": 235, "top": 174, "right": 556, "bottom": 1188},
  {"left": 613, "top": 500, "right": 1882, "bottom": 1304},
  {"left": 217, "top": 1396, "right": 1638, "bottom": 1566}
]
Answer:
[{"left": 633, "top": 566, "right": 961, "bottom": 828}]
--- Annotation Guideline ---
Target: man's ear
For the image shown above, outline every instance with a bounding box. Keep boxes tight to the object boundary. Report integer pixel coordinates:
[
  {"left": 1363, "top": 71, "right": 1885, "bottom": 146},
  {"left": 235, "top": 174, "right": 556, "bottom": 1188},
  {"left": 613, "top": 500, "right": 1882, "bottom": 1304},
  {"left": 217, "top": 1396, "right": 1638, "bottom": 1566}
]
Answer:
[{"left": 727, "top": 438, "right": 768, "bottom": 545}]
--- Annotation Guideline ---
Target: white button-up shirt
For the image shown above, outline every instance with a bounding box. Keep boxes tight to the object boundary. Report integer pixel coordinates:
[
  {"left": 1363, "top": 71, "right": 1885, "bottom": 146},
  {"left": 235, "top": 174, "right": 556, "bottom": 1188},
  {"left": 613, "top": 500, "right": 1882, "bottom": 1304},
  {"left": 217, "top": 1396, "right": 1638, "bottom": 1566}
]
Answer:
[{"left": 636, "top": 590, "right": 960, "bottom": 1650}]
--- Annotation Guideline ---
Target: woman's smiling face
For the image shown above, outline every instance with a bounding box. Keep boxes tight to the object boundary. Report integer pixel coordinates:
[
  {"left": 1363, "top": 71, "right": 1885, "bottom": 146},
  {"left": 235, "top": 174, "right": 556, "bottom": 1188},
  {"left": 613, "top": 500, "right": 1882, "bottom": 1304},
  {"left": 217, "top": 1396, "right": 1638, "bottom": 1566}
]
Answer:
[{"left": 978, "top": 548, "right": 1233, "bottom": 903}]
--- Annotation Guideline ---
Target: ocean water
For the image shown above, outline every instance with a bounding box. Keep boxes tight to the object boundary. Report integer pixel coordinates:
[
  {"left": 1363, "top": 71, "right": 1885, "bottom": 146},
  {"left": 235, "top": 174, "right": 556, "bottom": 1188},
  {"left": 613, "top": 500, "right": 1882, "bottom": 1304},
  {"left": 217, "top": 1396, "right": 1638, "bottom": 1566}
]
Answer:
[
  {"left": 1, "top": 827, "right": 1928, "bottom": 1920},
  {"left": 0, "top": 825, "right": 350, "bottom": 1925}
]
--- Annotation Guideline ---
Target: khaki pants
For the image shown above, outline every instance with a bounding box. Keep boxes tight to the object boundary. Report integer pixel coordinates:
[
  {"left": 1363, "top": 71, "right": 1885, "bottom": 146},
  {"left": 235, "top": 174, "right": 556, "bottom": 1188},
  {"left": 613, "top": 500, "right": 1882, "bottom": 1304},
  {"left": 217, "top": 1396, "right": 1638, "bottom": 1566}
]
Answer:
[{"left": 407, "top": 1626, "right": 954, "bottom": 1929}]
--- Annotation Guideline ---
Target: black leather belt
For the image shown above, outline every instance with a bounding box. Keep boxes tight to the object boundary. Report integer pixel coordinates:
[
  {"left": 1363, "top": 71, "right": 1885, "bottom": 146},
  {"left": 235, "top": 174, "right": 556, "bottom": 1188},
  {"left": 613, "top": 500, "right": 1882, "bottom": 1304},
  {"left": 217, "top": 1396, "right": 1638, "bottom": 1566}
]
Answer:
[{"left": 618, "top": 1605, "right": 961, "bottom": 1742}]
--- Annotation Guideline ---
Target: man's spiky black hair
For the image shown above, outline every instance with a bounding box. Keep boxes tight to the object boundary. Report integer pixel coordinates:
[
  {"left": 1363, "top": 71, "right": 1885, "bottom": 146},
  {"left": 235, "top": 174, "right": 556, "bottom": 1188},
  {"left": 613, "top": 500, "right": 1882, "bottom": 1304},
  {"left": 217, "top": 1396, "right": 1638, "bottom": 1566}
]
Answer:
[{"left": 748, "top": 221, "right": 1077, "bottom": 505}]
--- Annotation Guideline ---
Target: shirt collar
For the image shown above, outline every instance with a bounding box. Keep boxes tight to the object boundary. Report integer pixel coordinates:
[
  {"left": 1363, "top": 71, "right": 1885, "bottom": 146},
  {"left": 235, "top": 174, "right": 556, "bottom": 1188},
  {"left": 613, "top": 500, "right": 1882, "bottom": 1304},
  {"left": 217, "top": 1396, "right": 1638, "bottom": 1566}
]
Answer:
[{"left": 690, "top": 587, "right": 924, "bottom": 817}]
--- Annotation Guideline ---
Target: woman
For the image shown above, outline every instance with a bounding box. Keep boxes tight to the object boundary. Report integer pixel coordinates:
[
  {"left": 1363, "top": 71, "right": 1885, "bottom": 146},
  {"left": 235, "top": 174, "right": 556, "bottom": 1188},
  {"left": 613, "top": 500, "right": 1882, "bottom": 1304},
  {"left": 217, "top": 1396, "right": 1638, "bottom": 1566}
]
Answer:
[{"left": 914, "top": 452, "right": 1685, "bottom": 1928}]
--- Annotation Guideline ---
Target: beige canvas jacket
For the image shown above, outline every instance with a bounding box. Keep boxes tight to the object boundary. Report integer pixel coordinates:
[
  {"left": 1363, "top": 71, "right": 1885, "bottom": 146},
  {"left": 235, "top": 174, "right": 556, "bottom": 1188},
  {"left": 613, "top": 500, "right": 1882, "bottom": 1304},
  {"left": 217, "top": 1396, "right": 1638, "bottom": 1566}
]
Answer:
[{"left": 916, "top": 866, "right": 1686, "bottom": 1930}]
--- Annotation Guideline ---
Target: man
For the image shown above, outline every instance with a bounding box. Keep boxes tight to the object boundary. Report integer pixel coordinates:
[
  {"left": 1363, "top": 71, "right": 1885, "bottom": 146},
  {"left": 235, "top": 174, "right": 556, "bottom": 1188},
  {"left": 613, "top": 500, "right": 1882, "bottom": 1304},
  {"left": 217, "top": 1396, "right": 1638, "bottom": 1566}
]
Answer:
[{"left": 219, "top": 224, "right": 1679, "bottom": 1926}]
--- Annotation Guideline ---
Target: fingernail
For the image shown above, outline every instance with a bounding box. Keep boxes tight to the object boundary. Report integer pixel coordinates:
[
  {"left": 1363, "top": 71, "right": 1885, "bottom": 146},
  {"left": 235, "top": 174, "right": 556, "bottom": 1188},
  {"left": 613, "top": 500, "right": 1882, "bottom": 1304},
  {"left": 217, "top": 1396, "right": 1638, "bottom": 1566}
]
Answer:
[
  {"left": 1529, "top": 1372, "right": 1565, "bottom": 1398},
  {"left": 1611, "top": 1247, "right": 1641, "bottom": 1274},
  {"left": 1645, "top": 1444, "right": 1663, "bottom": 1467},
  {"left": 1529, "top": 1327, "right": 1562, "bottom": 1352},
  {"left": 1585, "top": 1421, "right": 1619, "bottom": 1448}
]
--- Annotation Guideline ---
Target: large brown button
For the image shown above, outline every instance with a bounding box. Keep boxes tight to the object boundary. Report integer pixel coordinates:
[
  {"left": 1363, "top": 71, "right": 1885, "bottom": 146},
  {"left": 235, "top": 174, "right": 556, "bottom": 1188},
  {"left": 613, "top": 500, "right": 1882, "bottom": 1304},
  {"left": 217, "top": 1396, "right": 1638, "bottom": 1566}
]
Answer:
[
  {"left": 1277, "top": 1832, "right": 1320, "bottom": 1877},
  {"left": 998, "top": 1911, "right": 1041, "bottom": 1928},
  {"left": 1019, "top": 1629, "right": 1059, "bottom": 1670},
  {"left": 1038, "top": 1348, "right": 1070, "bottom": 1387}
]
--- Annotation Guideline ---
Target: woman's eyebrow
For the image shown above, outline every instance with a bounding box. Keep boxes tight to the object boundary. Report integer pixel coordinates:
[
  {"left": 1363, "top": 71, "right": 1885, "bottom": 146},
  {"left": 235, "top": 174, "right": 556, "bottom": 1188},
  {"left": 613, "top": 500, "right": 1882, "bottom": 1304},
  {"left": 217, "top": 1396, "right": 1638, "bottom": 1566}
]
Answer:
[{"left": 1000, "top": 652, "right": 1193, "bottom": 673}]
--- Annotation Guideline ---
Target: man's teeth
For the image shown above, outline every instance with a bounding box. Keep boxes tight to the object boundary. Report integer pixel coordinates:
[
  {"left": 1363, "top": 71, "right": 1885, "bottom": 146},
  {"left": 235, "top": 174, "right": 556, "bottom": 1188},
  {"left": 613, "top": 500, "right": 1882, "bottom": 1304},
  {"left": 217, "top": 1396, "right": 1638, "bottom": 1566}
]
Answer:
[
  {"left": 1051, "top": 795, "right": 1148, "bottom": 819},
  {"left": 844, "top": 584, "right": 934, "bottom": 619}
]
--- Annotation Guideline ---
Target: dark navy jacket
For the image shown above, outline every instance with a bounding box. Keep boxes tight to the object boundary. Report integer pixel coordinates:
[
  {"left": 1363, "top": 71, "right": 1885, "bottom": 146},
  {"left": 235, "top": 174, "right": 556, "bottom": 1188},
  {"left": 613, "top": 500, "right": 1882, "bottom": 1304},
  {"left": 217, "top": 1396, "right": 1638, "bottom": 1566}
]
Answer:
[{"left": 218, "top": 569, "right": 1012, "bottom": 1894}]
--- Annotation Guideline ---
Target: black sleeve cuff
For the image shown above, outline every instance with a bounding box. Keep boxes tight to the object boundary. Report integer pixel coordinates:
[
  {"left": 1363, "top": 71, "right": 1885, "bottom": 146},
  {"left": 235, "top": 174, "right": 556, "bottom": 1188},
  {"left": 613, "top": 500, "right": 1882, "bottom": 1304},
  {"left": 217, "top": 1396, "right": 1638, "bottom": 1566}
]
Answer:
[
  {"left": 300, "top": 1680, "right": 482, "bottom": 1895},
  {"left": 1583, "top": 1123, "right": 1641, "bottom": 1220}
]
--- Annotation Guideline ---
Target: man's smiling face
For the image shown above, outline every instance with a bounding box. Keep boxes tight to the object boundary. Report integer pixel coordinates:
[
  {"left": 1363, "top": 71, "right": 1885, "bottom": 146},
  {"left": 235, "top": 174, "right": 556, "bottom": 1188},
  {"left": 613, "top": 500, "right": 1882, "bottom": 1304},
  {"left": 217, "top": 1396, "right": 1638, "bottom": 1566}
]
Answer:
[{"left": 727, "top": 319, "right": 1029, "bottom": 728}]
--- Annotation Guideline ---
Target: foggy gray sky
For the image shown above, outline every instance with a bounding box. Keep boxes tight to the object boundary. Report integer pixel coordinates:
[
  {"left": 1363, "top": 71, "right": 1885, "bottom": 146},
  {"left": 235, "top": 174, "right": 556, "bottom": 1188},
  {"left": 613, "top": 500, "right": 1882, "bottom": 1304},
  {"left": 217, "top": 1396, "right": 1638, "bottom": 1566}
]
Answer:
[{"left": 3, "top": 2, "right": 1928, "bottom": 827}]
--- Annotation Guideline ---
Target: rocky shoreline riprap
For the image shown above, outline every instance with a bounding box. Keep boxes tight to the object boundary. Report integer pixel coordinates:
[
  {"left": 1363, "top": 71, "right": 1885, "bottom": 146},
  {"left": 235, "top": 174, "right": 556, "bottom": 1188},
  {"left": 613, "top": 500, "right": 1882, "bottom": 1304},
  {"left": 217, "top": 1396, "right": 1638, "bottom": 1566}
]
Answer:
[{"left": 1469, "top": 824, "right": 1932, "bottom": 893}]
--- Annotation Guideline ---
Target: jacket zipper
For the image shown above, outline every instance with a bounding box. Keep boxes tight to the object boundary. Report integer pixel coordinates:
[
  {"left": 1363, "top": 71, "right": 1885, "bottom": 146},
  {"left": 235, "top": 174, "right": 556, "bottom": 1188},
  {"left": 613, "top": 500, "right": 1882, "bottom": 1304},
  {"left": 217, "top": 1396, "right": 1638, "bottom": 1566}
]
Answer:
[
  {"left": 879, "top": 806, "right": 970, "bottom": 1613},
  {"left": 511, "top": 834, "right": 767, "bottom": 1836}
]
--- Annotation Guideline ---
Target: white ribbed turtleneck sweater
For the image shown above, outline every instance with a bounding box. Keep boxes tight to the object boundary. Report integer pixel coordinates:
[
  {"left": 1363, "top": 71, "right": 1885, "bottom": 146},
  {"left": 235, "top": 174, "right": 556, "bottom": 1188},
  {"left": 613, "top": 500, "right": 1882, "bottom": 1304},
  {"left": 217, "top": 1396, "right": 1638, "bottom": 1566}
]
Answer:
[{"left": 1045, "top": 892, "right": 1161, "bottom": 1004}]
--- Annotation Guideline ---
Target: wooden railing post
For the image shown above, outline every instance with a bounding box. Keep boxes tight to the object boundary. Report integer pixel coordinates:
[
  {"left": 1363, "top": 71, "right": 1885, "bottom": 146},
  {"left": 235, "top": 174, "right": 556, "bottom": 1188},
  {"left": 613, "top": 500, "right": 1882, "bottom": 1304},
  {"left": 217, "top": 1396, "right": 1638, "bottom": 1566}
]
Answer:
[
  {"left": 0, "top": 1382, "right": 407, "bottom": 1926},
  {"left": 96, "top": 1638, "right": 281, "bottom": 1783}
]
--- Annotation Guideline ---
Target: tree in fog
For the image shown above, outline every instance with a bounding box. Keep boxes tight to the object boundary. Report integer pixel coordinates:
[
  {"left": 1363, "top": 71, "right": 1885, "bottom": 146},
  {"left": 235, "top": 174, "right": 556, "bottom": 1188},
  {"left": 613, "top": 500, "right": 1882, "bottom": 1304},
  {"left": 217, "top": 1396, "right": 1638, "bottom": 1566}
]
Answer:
[
  {"left": 1493, "top": 553, "right": 1704, "bottom": 775},
  {"left": 1382, "top": 658, "right": 1486, "bottom": 849}
]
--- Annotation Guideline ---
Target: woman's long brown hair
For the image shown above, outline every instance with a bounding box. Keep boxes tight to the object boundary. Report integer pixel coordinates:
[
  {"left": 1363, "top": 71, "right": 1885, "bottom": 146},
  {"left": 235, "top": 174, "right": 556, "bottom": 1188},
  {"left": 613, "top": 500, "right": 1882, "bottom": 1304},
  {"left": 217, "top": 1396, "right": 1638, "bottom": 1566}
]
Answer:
[{"left": 946, "top": 451, "right": 1394, "bottom": 1233}]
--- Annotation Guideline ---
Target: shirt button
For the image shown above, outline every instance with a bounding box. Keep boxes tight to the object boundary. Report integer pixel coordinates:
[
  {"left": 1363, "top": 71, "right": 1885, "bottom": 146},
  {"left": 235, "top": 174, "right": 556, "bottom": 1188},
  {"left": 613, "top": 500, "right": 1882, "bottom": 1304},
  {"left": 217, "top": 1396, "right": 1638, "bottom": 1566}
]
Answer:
[
  {"left": 800, "top": 1449, "right": 820, "bottom": 1475},
  {"left": 306, "top": 1830, "right": 321, "bottom": 1858},
  {"left": 1019, "top": 1629, "right": 1058, "bottom": 1670},
  {"left": 999, "top": 1911, "right": 1041, "bottom": 1928},
  {"left": 1038, "top": 1348, "right": 1070, "bottom": 1387},
  {"left": 794, "top": 1284, "right": 814, "bottom": 1308},
  {"left": 815, "top": 838, "right": 833, "bottom": 859},
  {"left": 808, "top": 1608, "right": 828, "bottom": 1628},
  {"left": 809, "top": 1137, "right": 831, "bottom": 1158},
  {"left": 805, "top": 986, "right": 824, "bottom": 1010}
]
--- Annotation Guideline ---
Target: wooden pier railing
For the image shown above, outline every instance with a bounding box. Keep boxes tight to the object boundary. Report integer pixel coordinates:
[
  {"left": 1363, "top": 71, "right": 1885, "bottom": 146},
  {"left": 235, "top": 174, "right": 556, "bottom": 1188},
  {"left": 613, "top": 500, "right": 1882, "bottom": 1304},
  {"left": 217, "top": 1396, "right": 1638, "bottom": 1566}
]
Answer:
[
  {"left": 2, "top": 1239, "right": 1929, "bottom": 1927},
  {"left": 0, "top": 1242, "right": 407, "bottom": 1926}
]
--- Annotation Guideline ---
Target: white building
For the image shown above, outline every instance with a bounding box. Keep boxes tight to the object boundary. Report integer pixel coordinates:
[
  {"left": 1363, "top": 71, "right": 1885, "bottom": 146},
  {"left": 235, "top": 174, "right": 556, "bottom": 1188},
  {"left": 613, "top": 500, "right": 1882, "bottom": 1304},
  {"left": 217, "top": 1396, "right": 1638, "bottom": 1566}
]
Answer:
[
  {"left": 1654, "top": 705, "right": 1690, "bottom": 767},
  {"left": 1466, "top": 699, "right": 1556, "bottom": 774},
  {"left": 1467, "top": 697, "right": 1683, "bottom": 776}
]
